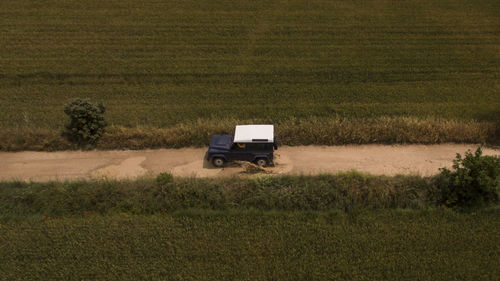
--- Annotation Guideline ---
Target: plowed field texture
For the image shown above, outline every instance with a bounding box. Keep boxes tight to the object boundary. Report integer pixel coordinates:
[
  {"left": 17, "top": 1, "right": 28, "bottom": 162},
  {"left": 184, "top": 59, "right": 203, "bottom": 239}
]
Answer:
[{"left": 1, "top": 0, "right": 499, "bottom": 149}]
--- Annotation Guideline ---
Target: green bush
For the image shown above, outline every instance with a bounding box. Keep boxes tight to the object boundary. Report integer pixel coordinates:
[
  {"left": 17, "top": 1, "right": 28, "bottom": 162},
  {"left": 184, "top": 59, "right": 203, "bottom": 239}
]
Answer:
[
  {"left": 436, "top": 147, "right": 500, "bottom": 208},
  {"left": 63, "top": 99, "right": 107, "bottom": 148}
]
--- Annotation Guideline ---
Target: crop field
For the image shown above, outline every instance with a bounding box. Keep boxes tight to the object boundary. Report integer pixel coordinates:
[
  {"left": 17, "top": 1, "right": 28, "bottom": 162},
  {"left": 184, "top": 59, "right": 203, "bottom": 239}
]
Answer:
[
  {"left": 1, "top": 210, "right": 499, "bottom": 280},
  {"left": 1, "top": 0, "right": 499, "bottom": 148}
]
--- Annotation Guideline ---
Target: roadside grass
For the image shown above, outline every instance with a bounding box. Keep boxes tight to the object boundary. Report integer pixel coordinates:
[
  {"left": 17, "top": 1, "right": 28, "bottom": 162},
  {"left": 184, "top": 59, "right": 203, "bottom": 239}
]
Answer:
[
  {"left": 1, "top": 209, "right": 499, "bottom": 280},
  {"left": 0, "top": 173, "right": 440, "bottom": 218},
  {"left": 0, "top": 117, "right": 496, "bottom": 151},
  {"left": 1, "top": 0, "right": 499, "bottom": 149}
]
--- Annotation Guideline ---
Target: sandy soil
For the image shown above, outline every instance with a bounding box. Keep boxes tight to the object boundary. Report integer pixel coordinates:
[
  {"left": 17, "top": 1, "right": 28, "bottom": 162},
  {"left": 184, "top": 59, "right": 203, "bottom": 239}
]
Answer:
[{"left": 0, "top": 145, "right": 498, "bottom": 181}]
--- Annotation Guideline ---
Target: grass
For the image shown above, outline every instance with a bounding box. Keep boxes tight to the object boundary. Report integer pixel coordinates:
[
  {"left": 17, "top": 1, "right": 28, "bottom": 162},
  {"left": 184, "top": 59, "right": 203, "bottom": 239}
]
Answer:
[
  {"left": 0, "top": 117, "right": 497, "bottom": 151},
  {"left": 1, "top": 0, "right": 499, "bottom": 149},
  {"left": 1, "top": 210, "right": 499, "bottom": 280},
  {"left": 0, "top": 173, "right": 440, "bottom": 217}
]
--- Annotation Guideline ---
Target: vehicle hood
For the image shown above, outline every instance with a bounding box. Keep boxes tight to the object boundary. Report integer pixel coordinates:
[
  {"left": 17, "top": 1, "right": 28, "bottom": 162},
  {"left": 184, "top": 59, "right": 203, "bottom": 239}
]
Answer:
[{"left": 209, "top": 135, "right": 233, "bottom": 151}]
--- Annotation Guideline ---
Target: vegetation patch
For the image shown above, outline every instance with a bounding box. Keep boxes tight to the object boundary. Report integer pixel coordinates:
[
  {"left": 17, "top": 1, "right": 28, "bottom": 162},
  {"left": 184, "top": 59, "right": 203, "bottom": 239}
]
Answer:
[
  {"left": 436, "top": 147, "right": 500, "bottom": 208},
  {"left": 0, "top": 173, "right": 431, "bottom": 217},
  {"left": 63, "top": 99, "right": 107, "bottom": 148}
]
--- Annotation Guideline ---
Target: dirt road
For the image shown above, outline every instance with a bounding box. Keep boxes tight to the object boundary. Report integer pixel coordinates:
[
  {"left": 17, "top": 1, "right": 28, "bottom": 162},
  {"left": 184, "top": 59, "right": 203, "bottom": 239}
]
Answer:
[{"left": 0, "top": 145, "right": 498, "bottom": 181}]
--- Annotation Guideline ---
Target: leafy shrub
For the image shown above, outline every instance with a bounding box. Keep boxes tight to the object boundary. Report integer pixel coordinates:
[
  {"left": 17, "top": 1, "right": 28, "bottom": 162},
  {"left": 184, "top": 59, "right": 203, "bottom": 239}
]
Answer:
[
  {"left": 63, "top": 99, "right": 107, "bottom": 148},
  {"left": 436, "top": 147, "right": 500, "bottom": 208}
]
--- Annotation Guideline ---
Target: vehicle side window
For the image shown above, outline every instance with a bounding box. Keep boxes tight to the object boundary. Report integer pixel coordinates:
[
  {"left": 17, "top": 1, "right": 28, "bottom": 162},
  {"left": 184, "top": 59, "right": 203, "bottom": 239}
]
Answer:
[
  {"left": 232, "top": 143, "right": 246, "bottom": 150},
  {"left": 247, "top": 144, "right": 258, "bottom": 150},
  {"left": 246, "top": 143, "right": 272, "bottom": 150},
  {"left": 232, "top": 143, "right": 273, "bottom": 151}
]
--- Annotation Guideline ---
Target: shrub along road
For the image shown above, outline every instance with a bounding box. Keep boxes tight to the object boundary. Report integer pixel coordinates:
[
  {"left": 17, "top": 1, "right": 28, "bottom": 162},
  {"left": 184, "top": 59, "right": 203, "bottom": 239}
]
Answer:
[{"left": 1, "top": 144, "right": 498, "bottom": 181}]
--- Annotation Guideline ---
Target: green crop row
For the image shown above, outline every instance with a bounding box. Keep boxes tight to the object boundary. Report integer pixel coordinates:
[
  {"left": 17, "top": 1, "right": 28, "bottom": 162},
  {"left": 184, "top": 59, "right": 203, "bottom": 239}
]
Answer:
[{"left": 1, "top": 210, "right": 499, "bottom": 280}]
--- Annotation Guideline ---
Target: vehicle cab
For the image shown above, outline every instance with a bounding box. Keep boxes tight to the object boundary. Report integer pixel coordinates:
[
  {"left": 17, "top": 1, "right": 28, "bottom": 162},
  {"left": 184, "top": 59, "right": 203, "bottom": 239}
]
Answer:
[{"left": 206, "top": 125, "right": 278, "bottom": 167}]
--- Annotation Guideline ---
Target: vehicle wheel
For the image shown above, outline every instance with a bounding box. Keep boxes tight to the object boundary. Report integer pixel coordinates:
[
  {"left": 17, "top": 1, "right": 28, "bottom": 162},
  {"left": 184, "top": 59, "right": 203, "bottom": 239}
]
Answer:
[
  {"left": 255, "top": 158, "right": 268, "bottom": 167},
  {"left": 212, "top": 157, "right": 225, "bottom": 168}
]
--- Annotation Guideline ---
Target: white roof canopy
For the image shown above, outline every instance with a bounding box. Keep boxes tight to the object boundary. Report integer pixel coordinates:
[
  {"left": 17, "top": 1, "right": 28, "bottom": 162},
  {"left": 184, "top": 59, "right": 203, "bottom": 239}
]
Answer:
[{"left": 233, "top": 125, "right": 274, "bottom": 143}]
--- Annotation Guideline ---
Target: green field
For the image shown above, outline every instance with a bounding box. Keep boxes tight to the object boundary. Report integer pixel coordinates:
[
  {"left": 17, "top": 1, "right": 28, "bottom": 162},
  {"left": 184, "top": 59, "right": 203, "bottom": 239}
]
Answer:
[
  {"left": 1, "top": 210, "right": 499, "bottom": 280},
  {"left": 1, "top": 0, "right": 499, "bottom": 148}
]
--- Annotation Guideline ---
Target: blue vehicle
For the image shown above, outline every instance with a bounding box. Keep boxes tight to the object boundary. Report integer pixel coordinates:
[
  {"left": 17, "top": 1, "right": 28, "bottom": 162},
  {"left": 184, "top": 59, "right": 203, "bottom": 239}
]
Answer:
[{"left": 206, "top": 125, "right": 278, "bottom": 167}]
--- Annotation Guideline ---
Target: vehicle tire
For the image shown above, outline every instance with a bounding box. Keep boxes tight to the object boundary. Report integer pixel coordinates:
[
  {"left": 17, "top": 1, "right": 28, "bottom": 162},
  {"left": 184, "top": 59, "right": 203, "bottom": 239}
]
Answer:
[
  {"left": 212, "top": 157, "right": 225, "bottom": 168},
  {"left": 255, "top": 158, "right": 268, "bottom": 167}
]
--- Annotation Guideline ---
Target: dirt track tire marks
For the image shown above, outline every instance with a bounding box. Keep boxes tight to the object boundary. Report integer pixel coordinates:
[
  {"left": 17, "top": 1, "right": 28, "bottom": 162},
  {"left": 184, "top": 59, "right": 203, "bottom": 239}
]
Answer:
[{"left": 0, "top": 145, "right": 498, "bottom": 181}]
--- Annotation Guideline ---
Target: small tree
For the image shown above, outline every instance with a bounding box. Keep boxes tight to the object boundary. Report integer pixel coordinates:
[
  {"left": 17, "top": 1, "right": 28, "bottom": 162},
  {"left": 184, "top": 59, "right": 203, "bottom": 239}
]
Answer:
[
  {"left": 63, "top": 99, "right": 107, "bottom": 148},
  {"left": 436, "top": 146, "right": 500, "bottom": 208}
]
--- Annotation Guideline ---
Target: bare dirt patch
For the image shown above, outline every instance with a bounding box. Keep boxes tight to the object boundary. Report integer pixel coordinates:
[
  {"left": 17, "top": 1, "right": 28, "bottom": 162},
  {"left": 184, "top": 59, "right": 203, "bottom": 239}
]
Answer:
[
  {"left": 91, "top": 156, "right": 148, "bottom": 179},
  {"left": 0, "top": 145, "right": 498, "bottom": 181}
]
